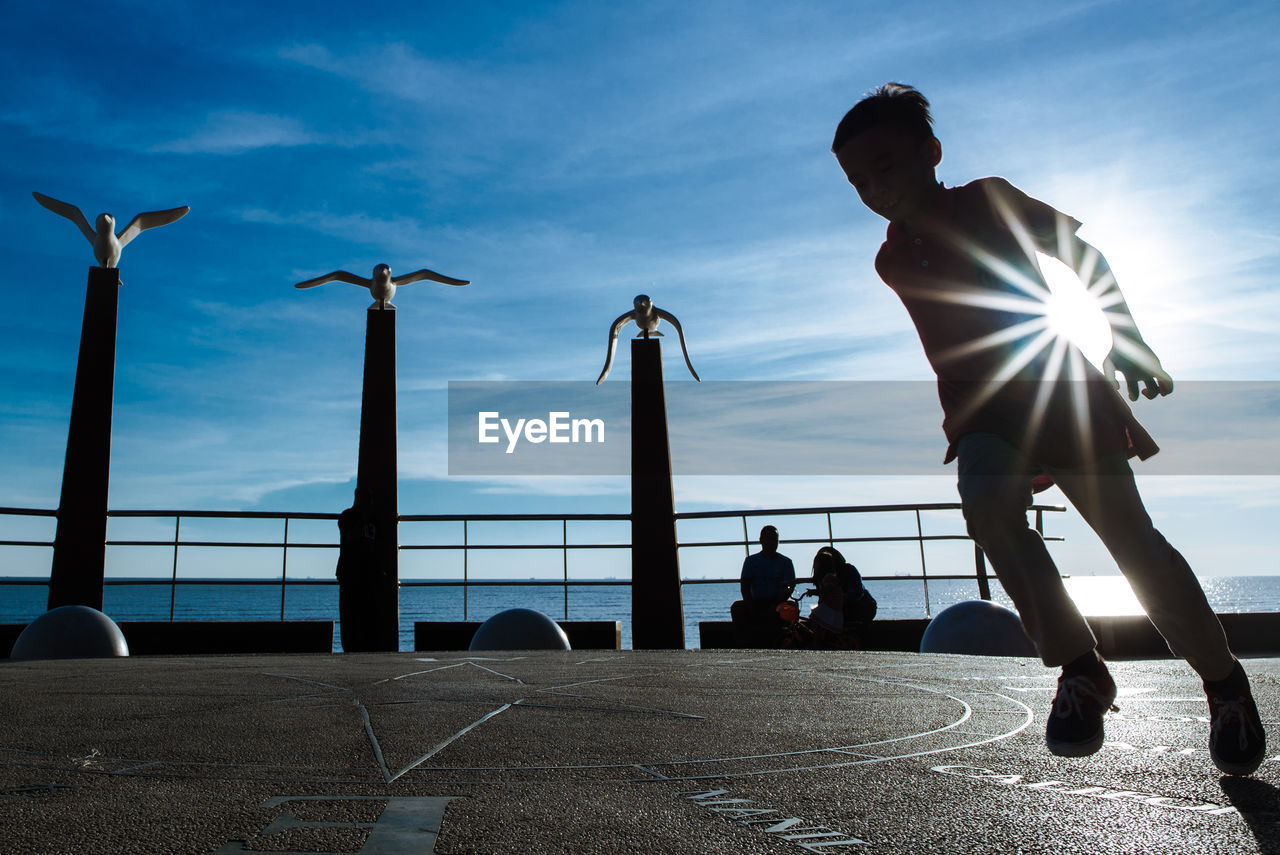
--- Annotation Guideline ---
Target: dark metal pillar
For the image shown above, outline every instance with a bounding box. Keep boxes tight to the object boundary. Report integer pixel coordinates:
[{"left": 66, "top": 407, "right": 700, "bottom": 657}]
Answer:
[
  {"left": 629, "top": 337, "right": 684, "bottom": 649},
  {"left": 351, "top": 307, "right": 400, "bottom": 651},
  {"left": 48, "top": 267, "right": 120, "bottom": 610}
]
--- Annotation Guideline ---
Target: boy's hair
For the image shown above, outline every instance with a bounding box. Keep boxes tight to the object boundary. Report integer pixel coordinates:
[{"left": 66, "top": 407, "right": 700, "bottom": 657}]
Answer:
[{"left": 831, "top": 83, "right": 934, "bottom": 152}]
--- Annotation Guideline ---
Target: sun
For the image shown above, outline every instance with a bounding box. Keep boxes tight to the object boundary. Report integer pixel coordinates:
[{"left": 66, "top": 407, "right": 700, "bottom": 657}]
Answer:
[
  {"left": 1062, "top": 574, "right": 1145, "bottom": 616},
  {"left": 1037, "top": 251, "right": 1112, "bottom": 369}
]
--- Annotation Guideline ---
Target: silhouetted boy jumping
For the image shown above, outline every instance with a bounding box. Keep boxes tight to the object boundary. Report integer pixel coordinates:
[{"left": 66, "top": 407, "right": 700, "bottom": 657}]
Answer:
[{"left": 832, "top": 83, "right": 1265, "bottom": 774}]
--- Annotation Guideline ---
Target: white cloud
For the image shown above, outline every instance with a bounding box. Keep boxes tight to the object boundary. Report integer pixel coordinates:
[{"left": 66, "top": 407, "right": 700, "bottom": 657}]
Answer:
[{"left": 151, "top": 110, "right": 321, "bottom": 154}]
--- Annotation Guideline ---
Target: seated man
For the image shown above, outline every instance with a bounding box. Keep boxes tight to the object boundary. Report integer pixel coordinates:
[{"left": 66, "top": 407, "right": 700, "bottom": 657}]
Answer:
[{"left": 731, "top": 525, "right": 796, "bottom": 644}]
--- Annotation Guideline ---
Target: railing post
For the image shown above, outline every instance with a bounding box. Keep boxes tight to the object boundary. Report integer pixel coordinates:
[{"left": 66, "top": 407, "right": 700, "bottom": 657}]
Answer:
[
  {"left": 915, "top": 509, "right": 931, "bottom": 616},
  {"left": 974, "top": 543, "right": 991, "bottom": 601},
  {"left": 563, "top": 518, "right": 569, "bottom": 620},
  {"left": 280, "top": 516, "right": 290, "bottom": 621},
  {"left": 170, "top": 515, "right": 180, "bottom": 621},
  {"left": 827, "top": 513, "right": 834, "bottom": 550},
  {"left": 741, "top": 515, "right": 750, "bottom": 557},
  {"left": 468, "top": 514, "right": 473, "bottom": 622}
]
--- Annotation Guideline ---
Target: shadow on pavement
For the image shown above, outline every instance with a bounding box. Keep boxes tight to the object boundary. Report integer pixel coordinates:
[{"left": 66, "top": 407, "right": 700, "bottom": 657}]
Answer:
[{"left": 1221, "top": 776, "right": 1280, "bottom": 854}]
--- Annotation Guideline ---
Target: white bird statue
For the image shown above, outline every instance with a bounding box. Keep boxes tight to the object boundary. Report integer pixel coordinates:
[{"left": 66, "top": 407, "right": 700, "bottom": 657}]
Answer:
[
  {"left": 32, "top": 192, "right": 189, "bottom": 269},
  {"left": 294, "top": 263, "right": 469, "bottom": 309},
  {"left": 596, "top": 294, "right": 700, "bottom": 385}
]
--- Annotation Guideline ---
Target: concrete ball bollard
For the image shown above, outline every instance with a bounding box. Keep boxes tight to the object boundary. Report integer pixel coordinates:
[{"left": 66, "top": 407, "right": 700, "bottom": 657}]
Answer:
[
  {"left": 919, "top": 600, "right": 1037, "bottom": 658},
  {"left": 10, "top": 605, "right": 130, "bottom": 660},
  {"left": 469, "top": 608, "right": 571, "bottom": 651}
]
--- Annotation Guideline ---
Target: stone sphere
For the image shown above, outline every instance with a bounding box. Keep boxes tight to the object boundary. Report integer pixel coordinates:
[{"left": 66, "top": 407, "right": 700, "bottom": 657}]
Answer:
[
  {"left": 10, "top": 605, "right": 130, "bottom": 661},
  {"left": 470, "top": 608, "right": 571, "bottom": 651},
  {"left": 919, "top": 600, "right": 1036, "bottom": 658}
]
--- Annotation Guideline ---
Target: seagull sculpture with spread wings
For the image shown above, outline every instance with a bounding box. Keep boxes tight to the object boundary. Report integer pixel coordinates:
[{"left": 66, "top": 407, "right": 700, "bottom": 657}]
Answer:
[
  {"left": 32, "top": 192, "right": 190, "bottom": 269},
  {"left": 294, "top": 263, "right": 469, "bottom": 309},
  {"left": 596, "top": 294, "right": 700, "bottom": 385}
]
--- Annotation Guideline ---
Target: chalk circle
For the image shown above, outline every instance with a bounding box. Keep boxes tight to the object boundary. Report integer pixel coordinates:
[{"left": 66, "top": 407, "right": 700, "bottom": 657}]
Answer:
[
  {"left": 920, "top": 600, "right": 1036, "bottom": 657},
  {"left": 470, "top": 608, "right": 571, "bottom": 651},
  {"left": 10, "top": 605, "right": 130, "bottom": 660}
]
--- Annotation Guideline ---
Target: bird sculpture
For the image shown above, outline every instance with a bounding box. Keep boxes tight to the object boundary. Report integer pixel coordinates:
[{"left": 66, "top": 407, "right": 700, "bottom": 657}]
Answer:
[
  {"left": 32, "top": 192, "right": 189, "bottom": 269},
  {"left": 596, "top": 294, "right": 700, "bottom": 385},
  {"left": 294, "top": 263, "right": 469, "bottom": 309}
]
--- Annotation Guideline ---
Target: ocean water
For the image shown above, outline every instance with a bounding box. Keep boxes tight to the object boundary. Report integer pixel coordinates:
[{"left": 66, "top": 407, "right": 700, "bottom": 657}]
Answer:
[{"left": 4, "top": 574, "right": 1279, "bottom": 651}]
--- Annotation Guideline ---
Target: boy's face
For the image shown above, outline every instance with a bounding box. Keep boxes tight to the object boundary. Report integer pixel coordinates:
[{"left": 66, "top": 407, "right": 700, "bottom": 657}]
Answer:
[{"left": 834, "top": 124, "right": 941, "bottom": 225}]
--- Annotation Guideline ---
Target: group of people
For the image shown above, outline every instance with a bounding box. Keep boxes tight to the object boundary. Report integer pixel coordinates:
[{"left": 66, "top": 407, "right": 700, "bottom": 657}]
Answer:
[{"left": 731, "top": 525, "right": 877, "bottom": 648}]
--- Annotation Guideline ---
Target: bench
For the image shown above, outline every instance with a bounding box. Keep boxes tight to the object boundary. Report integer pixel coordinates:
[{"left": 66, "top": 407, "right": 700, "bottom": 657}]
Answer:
[
  {"left": 701, "top": 613, "right": 1280, "bottom": 658},
  {"left": 414, "top": 620, "right": 622, "bottom": 651},
  {"left": 2, "top": 620, "right": 335, "bottom": 657},
  {"left": 698, "top": 619, "right": 930, "bottom": 650}
]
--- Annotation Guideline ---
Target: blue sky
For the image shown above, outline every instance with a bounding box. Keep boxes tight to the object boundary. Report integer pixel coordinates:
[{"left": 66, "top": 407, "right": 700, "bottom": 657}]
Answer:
[{"left": 1, "top": 1, "right": 1277, "bottom": 580}]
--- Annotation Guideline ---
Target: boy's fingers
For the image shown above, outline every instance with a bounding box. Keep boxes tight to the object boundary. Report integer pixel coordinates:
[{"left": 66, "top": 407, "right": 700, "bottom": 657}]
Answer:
[{"left": 1102, "top": 356, "right": 1121, "bottom": 391}]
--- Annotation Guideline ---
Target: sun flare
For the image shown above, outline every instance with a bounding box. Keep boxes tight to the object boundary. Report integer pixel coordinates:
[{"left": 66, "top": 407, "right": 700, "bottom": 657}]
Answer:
[
  {"left": 1037, "top": 252, "right": 1113, "bottom": 369},
  {"left": 1062, "top": 575, "right": 1145, "bottom": 616}
]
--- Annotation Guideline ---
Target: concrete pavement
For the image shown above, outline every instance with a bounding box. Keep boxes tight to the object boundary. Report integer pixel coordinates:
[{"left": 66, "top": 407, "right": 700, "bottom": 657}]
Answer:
[{"left": 1, "top": 650, "right": 1277, "bottom": 853}]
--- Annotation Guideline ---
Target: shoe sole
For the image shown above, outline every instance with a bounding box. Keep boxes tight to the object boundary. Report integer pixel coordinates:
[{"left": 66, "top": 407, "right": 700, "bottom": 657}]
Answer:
[
  {"left": 1211, "top": 751, "right": 1265, "bottom": 776},
  {"left": 1046, "top": 727, "right": 1105, "bottom": 758}
]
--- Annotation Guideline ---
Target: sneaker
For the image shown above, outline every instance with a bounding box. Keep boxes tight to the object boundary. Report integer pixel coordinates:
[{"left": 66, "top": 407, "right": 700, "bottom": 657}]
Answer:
[
  {"left": 1046, "top": 667, "right": 1118, "bottom": 757},
  {"left": 1206, "top": 666, "right": 1266, "bottom": 776}
]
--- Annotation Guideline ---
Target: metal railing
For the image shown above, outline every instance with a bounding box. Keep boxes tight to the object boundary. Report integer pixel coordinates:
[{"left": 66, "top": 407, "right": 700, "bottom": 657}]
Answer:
[
  {"left": 675, "top": 502, "right": 1064, "bottom": 614},
  {"left": 0, "top": 502, "right": 1064, "bottom": 621},
  {"left": 397, "top": 513, "right": 629, "bottom": 619}
]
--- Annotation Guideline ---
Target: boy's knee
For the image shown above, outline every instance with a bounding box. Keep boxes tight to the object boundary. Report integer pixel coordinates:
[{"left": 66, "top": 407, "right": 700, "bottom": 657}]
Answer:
[{"left": 959, "top": 479, "right": 1032, "bottom": 545}]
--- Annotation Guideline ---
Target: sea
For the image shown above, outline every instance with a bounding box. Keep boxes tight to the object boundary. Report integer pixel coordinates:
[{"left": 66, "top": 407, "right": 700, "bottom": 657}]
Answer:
[{"left": 4, "top": 574, "right": 1280, "bottom": 652}]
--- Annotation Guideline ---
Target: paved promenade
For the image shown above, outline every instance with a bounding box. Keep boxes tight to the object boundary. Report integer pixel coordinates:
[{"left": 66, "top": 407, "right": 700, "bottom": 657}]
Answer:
[{"left": 1, "top": 650, "right": 1277, "bottom": 853}]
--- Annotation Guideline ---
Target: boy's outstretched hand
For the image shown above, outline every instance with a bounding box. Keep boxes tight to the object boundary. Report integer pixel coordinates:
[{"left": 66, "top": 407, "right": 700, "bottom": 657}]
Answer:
[{"left": 1103, "top": 335, "right": 1174, "bottom": 401}]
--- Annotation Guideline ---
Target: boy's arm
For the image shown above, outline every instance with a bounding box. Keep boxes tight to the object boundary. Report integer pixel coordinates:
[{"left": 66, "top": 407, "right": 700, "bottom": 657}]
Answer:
[{"left": 1061, "top": 235, "right": 1174, "bottom": 401}]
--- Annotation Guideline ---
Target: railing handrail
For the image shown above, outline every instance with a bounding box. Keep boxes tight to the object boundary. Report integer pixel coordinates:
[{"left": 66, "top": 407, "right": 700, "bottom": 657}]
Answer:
[
  {"left": 0, "top": 502, "right": 1066, "bottom": 622},
  {"left": 104, "top": 509, "right": 340, "bottom": 520},
  {"left": 676, "top": 502, "right": 1065, "bottom": 519},
  {"left": 0, "top": 503, "right": 1059, "bottom": 527},
  {"left": 401, "top": 513, "right": 631, "bottom": 522},
  {"left": 0, "top": 506, "right": 58, "bottom": 517}
]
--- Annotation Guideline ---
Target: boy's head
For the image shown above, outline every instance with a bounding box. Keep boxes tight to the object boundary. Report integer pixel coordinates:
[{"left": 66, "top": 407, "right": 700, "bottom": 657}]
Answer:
[
  {"left": 831, "top": 83, "right": 935, "bottom": 152},
  {"left": 832, "top": 83, "right": 942, "bottom": 224}
]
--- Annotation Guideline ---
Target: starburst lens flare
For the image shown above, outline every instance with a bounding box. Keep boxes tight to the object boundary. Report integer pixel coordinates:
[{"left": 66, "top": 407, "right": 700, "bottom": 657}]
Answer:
[
  {"left": 1037, "top": 252, "right": 1113, "bottom": 368},
  {"left": 1063, "top": 575, "right": 1145, "bottom": 616}
]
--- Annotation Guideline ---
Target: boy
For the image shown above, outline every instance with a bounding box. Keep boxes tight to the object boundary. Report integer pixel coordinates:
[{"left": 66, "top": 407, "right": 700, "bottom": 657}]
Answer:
[{"left": 831, "top": 83, "right": 1265, "bottom": 774}]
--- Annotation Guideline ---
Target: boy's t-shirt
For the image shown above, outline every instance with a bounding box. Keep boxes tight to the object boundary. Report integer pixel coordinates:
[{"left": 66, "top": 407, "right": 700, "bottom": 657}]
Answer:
[{"left": 874, "top": 176, "right": 1157, "bottom": 469}]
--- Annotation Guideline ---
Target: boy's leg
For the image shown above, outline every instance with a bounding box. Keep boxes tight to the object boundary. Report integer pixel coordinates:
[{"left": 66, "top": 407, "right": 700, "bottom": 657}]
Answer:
[
  {"left": 955, "top": 432, "right": 1096, "bottom": 666},
  {"left": 1049, "top": 452, "right": 1264, "bottom": 773},
  {"left": 956, "top": 432, "right": 1117, "bottom": 757},
  {"left": 1046, "top": 453, "right": 1235, "bottom": 682}
]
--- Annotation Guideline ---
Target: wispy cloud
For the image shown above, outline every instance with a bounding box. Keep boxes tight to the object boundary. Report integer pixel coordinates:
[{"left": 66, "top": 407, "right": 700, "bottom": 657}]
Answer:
[
  {"left": 150, "top": 110, "right": 323, "bottom": 154},
  {"left": 279, "top": 42, "right": 489, "bottom": 109}
]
